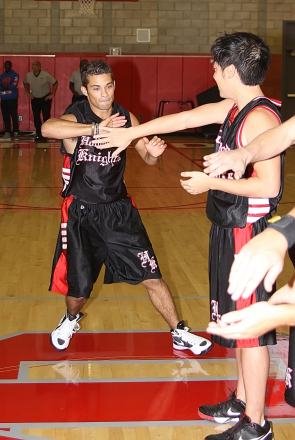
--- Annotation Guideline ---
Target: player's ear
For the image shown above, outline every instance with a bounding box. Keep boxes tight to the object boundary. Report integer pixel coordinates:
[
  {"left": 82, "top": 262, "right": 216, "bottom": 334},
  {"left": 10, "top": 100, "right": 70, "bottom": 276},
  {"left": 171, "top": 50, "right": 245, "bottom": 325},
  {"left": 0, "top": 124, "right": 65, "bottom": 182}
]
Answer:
[
  {"left": 81, "top": 86, "right": 88, "bottom": 97},
  {"left": 113, "top": 81, "right": 115, "bottom": 91},
  {"left": 228, "top": 64, "right": 236, "bottom": 79}
]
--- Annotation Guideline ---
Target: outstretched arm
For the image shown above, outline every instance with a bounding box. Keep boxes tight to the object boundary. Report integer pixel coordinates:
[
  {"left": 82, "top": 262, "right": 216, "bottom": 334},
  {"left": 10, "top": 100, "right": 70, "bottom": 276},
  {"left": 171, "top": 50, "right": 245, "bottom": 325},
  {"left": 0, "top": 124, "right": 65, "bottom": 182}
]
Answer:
[
  {"left": 93, "top": 99, "right": 233, "bottom": 156},
  {"left": 203, "top": 115, "right": 295, "bottom": 178}
]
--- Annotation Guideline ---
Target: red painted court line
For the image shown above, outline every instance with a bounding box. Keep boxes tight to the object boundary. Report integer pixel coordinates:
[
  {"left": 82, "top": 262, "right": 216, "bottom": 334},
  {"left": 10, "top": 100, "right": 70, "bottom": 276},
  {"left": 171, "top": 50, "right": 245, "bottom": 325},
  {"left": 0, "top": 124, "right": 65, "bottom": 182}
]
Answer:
[
  {"left": 0, "top": 333, "right": 233, "bottom": 379},
  {"left": 0, "top": 379, "right": 293, "bottom": 423},
  {"left": 0, "top": 436, "right": 21, "bottom": 440},
  {"left": 0, "top": 334, "right": 294, "bottom": 423}
]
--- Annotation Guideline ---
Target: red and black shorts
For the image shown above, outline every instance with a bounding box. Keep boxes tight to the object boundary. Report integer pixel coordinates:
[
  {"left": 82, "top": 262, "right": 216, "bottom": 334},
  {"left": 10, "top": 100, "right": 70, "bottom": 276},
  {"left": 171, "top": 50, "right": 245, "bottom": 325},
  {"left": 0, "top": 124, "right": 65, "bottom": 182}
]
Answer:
[
  {"left": 49, "top": 196, "right": 162, "bottom": 298},
  {"left": 209, "top": 215, "right": 276, "bottom": 348}
]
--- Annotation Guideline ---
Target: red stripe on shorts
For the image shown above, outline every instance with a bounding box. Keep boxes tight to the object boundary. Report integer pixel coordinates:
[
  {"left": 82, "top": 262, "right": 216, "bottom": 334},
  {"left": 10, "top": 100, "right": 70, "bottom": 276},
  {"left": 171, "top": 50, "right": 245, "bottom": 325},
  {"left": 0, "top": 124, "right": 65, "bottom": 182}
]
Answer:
[
  {"left": 51, "top": 195, "right": 73, "bottom": 296},
  {"left": 233, "top": 224, "right": 259, "bottom": 348}
]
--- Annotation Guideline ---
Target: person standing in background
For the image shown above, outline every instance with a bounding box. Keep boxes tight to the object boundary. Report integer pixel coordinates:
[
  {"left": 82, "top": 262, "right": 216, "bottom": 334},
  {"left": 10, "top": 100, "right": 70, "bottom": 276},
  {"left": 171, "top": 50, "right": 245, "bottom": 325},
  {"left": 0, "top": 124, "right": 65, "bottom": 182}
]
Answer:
[
  {"left": 0, "top": 61, "right": 19, "bottom": 142},
  {"left": 23, "top": 61, "right": 58, "bottom": 142},
  {"left": 69, "top": 59, "right": 88, "bottom": 103}
]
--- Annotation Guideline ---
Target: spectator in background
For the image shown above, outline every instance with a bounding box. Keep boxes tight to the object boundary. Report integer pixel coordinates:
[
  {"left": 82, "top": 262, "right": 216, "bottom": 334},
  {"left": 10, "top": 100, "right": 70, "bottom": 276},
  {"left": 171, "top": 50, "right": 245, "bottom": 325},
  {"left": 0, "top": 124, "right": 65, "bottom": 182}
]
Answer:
[
  {"left": 0, "top": 61, "right": 19, "bottom": 142},
  {"left": 69, "top": 59, "right": 88, "bottom": 103},
  {"left": 23, "top": 61, "right": 58, "bottom": 142}
]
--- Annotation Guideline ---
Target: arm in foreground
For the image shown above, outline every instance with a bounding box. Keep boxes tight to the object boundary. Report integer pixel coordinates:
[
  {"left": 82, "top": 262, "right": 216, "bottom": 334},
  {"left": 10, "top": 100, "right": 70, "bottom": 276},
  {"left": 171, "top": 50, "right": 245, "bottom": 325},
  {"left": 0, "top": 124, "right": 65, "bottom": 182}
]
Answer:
[
  {"left": 203, "top": 115, "right": 295, "bottom": 178},
  {"left": 228, "top": 207, "right": 295, "bottom": 301},
  {"left": 207, "top": 272, "right": 295, "bottom": 339}
]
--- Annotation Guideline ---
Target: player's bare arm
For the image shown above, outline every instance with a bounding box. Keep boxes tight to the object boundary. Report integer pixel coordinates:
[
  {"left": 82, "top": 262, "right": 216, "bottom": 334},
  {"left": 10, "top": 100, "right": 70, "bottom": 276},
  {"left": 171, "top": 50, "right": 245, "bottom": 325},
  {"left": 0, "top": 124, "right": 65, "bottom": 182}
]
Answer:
[
  {"left": 203, "top": 114, "right": 295, "bottom": 179},
  {"left": 208, "top": 272, "right": 295, "bottom": 340},
  {"left": 42, "top": 114, "right": 91, "bottom": 142},
  {"left": 93, "top": 99, "right": 234, "bottom": 157},
  {"left": 42, "top": 113, "right": 128, "bottom": 154},
  {"left": 206, "top": 301, "right": 295, "bottom": 340},
  {"left": 129, "top": 113, "right": 166, "bottom": 165},
  {"left": 181, "top": 108, "right": 281, "bottom": 198}
]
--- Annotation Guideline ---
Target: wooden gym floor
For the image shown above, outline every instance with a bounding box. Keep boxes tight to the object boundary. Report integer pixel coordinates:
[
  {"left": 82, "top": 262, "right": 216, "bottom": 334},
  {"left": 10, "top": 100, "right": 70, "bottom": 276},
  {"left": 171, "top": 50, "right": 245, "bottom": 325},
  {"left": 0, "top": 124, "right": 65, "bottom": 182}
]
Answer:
[{"left": 0, "top": 133, "right": 295, "bottom": 440}]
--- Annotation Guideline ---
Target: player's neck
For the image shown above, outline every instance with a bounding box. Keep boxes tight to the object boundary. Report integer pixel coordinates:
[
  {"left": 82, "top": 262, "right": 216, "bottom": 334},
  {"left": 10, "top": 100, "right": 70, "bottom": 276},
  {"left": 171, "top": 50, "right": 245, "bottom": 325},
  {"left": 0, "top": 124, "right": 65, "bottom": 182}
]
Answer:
[{"left": 234, "top": 85, "right": 264, "bottom": 112}]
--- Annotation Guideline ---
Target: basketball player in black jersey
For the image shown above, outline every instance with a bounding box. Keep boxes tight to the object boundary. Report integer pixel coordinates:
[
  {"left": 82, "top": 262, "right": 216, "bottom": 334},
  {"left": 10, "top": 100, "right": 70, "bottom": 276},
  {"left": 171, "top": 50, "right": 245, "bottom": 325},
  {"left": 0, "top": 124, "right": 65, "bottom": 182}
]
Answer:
[
  {"left": 200, "top": 117, "right": 295, "bottom": 410},
  {"left": 41, "top": 60, "right": 212, "bottom": 358},
  {"left": 94, "top": 33, "right": 281, "bottom": 440}
]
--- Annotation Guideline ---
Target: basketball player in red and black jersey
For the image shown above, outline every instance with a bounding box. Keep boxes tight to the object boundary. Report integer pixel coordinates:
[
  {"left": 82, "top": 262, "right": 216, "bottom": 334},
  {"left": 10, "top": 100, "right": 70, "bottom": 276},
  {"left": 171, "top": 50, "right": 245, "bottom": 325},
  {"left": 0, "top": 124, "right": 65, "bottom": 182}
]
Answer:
[
  {"left": 41, "top": 60, "right": 212, "bottom": 359},
  {"left": 94, "top": 33, "right": 282, "bottom": 440},
  {"left": 196, "top": 117, "right": 295, "bottom": 412}
]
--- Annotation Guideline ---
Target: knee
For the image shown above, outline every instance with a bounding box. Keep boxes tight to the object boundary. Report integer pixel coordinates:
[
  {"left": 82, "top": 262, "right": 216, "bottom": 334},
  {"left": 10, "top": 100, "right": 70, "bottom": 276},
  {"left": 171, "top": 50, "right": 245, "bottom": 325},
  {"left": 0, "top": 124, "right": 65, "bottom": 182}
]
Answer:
[{"left": 142, "top": 278, "right": 163, "bottom": 290}]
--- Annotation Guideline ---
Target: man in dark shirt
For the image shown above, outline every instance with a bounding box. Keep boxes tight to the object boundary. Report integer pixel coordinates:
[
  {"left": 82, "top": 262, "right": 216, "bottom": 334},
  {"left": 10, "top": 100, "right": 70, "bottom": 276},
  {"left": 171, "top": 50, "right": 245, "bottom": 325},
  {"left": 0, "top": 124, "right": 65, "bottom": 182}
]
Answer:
[
  {"left": 0, "top": 61, "right": 19, "bottom": 142},
  {"left": 42, "top": 59, "right": 212, "bottom": 358}
]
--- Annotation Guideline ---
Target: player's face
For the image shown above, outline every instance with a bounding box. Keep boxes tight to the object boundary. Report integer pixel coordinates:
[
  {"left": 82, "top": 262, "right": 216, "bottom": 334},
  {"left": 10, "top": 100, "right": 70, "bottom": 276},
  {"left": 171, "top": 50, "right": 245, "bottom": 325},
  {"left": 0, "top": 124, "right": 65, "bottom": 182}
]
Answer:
[{"left": 82, "top": 74, "right": 115, "bottom": 111}]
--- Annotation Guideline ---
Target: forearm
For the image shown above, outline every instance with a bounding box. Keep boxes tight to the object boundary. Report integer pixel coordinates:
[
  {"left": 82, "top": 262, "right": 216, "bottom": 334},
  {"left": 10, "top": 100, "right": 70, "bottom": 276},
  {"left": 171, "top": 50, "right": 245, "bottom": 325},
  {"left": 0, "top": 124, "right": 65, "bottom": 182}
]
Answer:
[
  {"left": 51, "top": 82, "right": 58, "bottom": 97},
  {"left": 141, "top": 152, "right": 159, "bottom": 165},
  {"left": 268, "top": 304, "right": 295, "bottom": 327},
  {"left": 42, "top": 118, "right": 92, "bottom": 139},
  {"left": 208, "top": 175, "right": 280, "bottom": 198},
  {"left": 23, "top": 83, "right": 30, "bottom": 95},
  {"left": 128, "top": 112, "right": 187, "bottom": 141}
]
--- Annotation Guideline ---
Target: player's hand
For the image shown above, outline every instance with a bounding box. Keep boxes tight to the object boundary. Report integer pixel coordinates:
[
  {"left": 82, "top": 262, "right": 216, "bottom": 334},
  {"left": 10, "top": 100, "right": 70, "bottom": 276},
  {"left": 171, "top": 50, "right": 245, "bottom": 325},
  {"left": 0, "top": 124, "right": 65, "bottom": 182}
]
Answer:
[
  {"left": 228, "top": 228, "right": 288, "bottom": 301},
  {"left": 93, "top": 126, "right": 132, "bottom": 156},
  {"left": 206, "top": 302, "right": 279, "bottom": 339},
  {"left": 180, "top": 171, "right": 212, "bottom": 194},
  {"left": 100, "top": 113, "right": 127, "bottom": 129},
  {"left": 144, "top": 136, "right": 166, "bottom": 158},
  {"left": 45, "top": 94, "right": 53, "bottom": 101},
  {"left": 203, "top": 149, "right": 248, "bottom": 179},
  {"left": 27, "top": 92, "right": 34, "bottom": 99}
]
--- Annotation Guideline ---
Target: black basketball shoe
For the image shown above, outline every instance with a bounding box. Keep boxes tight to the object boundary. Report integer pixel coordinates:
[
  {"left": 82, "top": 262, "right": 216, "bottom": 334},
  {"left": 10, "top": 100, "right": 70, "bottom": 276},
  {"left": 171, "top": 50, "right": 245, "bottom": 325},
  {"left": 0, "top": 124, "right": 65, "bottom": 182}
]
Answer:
[
  {"left": 198, "top": 390, "right": 246, "bottom": 424},
  {"left": 204, "top": 414, "right": 273, "bottom": 440}
]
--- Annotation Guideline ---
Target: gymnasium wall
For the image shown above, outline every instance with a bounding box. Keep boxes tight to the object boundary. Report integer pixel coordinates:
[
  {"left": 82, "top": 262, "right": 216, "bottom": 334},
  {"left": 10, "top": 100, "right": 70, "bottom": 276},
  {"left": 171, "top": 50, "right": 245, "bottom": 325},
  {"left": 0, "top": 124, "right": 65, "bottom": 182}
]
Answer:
[{"left": 0, "top": 0, "right": 293, "bottom": 55}]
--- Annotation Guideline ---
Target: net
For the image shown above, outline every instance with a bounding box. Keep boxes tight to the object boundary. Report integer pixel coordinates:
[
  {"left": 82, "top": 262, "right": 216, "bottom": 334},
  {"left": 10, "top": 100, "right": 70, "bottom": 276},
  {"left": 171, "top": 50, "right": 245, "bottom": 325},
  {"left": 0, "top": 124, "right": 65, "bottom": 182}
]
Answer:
[{"left": 79, "top": 0, "right": 95, "bottom": 15}]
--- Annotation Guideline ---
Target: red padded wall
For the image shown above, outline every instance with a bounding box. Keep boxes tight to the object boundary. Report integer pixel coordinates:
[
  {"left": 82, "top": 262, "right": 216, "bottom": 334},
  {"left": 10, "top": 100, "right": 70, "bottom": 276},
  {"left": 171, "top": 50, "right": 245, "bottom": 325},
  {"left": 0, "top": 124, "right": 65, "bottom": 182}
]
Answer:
[
  {"left": 183, "top": 56, "right": 212, "bottom": 106},
  {"left": 107, "top": 56, "right": 132, "bottom": 112},
  {"left": 0, "top": 54, "right": 282, "bottom": 132},
  {"left": 131, "top": 56, "right": 158, "bottom": 123}
]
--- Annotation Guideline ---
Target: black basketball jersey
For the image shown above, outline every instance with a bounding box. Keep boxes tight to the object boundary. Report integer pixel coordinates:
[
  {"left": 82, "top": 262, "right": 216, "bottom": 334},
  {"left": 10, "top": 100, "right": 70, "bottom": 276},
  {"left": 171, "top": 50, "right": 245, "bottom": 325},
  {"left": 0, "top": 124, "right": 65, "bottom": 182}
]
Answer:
[
  {"left": 206, "top": 97, "right": 284, "bottom": 229},
  {"left": 60, "top": 100, "right": 131, "bottom": 204}
]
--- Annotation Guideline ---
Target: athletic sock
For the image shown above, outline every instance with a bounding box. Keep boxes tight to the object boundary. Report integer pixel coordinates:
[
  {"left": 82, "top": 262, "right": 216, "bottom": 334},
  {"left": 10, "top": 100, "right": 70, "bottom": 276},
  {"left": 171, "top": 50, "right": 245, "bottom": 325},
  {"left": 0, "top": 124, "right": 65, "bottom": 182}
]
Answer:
[
  {"left": 176, "top": 320, "right": 185, "bottom": 330},
  {"left": 67, "top": 312, "right": 77, "bottom": 321}
]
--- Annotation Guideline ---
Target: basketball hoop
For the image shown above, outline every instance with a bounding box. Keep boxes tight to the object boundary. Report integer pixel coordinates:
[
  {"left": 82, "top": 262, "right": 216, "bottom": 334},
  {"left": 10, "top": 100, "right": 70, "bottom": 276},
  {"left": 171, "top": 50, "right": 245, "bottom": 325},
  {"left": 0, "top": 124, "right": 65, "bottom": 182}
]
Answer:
[{"left": 79, "top": 0, "right": 95, "bottom": 15}]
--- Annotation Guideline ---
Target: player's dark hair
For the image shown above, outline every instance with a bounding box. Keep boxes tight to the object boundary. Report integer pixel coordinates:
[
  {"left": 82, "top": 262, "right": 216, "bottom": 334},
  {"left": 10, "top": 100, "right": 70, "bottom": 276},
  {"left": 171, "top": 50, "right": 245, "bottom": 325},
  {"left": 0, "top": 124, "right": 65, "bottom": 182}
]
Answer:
[
  {"left": 81, "top": 59, "right": 114, "bottom": 88},
  {"left": 211, "top": 32, "right": 271, "bottom": 86}
]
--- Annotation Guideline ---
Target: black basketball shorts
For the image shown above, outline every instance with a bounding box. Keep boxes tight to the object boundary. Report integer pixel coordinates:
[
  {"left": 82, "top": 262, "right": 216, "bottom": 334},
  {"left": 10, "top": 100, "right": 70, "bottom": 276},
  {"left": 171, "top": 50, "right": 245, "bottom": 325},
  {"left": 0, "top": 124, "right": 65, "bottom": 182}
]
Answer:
[
  {"left": 209, "top": 215, "right": 276, "bottom": 349},
  {"left": 49, "top": 196, "right": 162, "bottom": 298}
]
